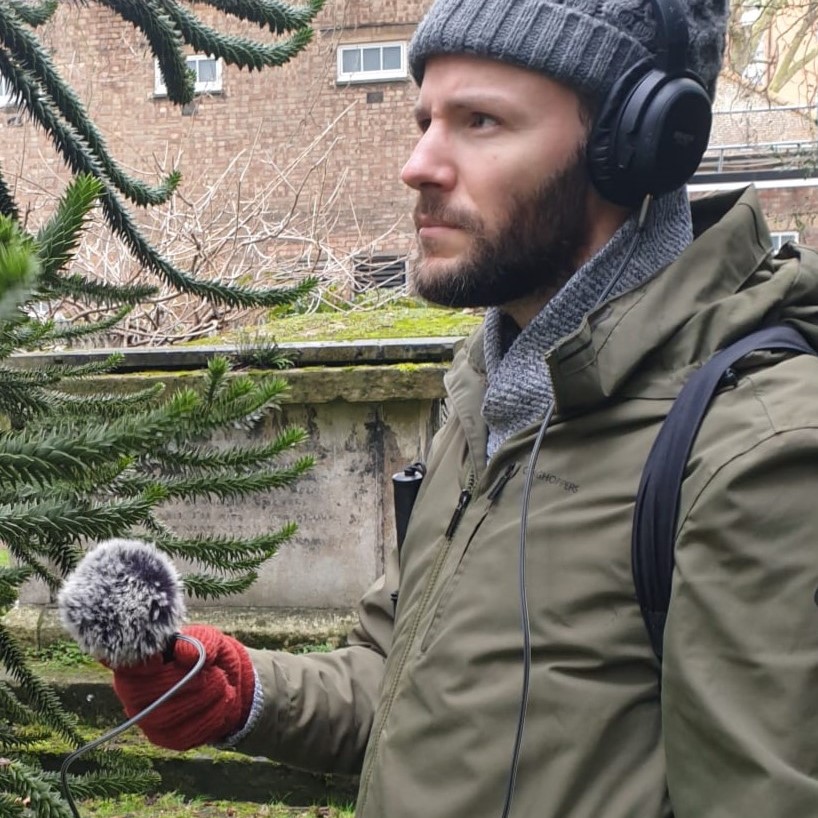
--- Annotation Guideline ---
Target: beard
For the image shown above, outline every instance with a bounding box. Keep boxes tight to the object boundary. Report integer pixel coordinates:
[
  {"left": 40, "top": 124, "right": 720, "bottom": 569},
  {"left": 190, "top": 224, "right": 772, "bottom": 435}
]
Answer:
[{"left": 410, "top": 148, "right": 591, "bottom": 308}]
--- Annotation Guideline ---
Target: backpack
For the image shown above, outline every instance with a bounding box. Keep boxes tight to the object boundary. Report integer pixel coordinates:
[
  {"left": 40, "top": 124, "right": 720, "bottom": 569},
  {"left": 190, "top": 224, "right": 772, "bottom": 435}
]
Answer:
[{"left": 631, "top": 323, "right": 817, "bottom": 660}]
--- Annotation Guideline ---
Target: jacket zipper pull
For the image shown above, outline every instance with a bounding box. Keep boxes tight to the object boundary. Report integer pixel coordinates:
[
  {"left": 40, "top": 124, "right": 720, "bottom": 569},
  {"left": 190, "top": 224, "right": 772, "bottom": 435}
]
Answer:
[
  {"left": 445, "top": 489, "right": 472, "bottom": 540},
  {"left": 487, "top": 463, "right": 519, "bottom": 503}
]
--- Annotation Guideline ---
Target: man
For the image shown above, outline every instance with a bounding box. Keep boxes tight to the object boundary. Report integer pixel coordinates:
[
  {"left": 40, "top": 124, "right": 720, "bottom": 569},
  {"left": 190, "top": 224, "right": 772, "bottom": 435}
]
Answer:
[{"left": 110, "top": 1, "right": 818, "bottom": 816}]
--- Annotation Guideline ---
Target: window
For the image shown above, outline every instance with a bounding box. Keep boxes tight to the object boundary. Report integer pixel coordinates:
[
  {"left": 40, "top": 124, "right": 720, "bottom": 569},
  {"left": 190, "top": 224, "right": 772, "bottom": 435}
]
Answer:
[
  {"left": 154, "top": 54, "right": 222, "bottom": 96},
  {"left": 0, "top": 74, "right": 16, "bottom": 107},
  {"left": 771, "top": 231, "right": 799, "bottom": 252},
  {"left": 337, "top": 42, "right": 407, "bottom": 84}
]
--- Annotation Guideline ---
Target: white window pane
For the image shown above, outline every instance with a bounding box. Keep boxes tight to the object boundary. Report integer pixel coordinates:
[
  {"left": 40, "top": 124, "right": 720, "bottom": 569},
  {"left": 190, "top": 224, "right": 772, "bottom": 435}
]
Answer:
[
  {"left": 382, "top": 46, "right": 402, "bottom": 71},
  {"left": 362, "top": 47, "right": 381, "bottom": 72},
  {"left": 342, "top": 49, "right": 360, "bottom": 74},
  {"left": 197, "top": 59, "right": 218, "bottom": 83}
]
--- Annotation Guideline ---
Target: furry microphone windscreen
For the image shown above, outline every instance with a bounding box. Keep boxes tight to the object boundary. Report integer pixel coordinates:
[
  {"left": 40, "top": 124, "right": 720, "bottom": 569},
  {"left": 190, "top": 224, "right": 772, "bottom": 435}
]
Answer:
[{"left": 58, "top": 538, "right": 186, "bottom": 668}]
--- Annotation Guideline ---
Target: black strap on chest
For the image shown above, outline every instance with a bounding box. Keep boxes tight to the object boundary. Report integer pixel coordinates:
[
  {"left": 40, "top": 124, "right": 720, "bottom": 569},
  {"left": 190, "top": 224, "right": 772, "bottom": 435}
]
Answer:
[{"left": 632, "top": 324, "right": 816, "bottom": 660}]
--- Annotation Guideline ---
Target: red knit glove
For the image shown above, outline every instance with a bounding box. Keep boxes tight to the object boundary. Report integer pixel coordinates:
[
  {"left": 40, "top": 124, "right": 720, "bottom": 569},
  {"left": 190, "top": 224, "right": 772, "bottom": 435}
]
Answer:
[{"left": 111, "top": 624, "right": 255, "bottom": 751}]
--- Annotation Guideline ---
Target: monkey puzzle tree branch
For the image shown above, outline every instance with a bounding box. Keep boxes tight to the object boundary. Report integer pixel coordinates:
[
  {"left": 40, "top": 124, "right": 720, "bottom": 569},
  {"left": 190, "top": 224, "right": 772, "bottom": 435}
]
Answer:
[
  {"left": 0, "top": 5, "right": 182, "bottom": 207},
  {"left": 202, "top": 0, "right": 325, "bottom": 34}
]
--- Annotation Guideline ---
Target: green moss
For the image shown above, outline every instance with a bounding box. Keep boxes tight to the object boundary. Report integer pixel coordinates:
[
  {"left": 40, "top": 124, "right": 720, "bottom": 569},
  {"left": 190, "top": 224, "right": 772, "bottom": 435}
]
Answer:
[
  {"left": 79, "top": 792, "right": 354, "bottom": 817},
  {"left": 183, "top": 306, "right": 482, "bottom": 346}
]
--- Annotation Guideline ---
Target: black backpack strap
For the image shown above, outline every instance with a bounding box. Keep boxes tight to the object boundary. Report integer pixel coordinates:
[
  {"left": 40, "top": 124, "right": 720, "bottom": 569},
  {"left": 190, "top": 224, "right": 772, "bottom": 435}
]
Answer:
[{"left": 632, "top": 324, "right": 815, "bottom": 660}]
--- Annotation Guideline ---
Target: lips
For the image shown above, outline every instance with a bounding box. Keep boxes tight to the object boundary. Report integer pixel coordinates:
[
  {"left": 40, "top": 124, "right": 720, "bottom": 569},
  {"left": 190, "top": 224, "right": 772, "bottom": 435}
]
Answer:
[{"left": 415, "top": 216, "right": 461, "bottom": 231}]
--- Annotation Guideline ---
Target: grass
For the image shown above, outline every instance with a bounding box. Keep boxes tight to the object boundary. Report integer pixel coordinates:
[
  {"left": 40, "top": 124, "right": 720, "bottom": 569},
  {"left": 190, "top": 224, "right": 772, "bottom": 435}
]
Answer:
[
  {"left": 78, "top": 792, "right": 354, "bottom": 817},
  {"left": 26, "top": 639, "right": 98, "bottom": 672}
]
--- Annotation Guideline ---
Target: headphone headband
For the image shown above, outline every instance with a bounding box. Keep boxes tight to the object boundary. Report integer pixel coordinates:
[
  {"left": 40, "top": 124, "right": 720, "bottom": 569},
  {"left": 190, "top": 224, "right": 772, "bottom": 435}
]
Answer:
[{"left": 650, "top": 0, "right": 689, "bottom": 75}]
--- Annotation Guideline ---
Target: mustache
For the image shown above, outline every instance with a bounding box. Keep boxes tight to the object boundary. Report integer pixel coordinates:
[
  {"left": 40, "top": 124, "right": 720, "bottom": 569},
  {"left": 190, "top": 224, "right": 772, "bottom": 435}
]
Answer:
[{"left": 413, "top": 195, "right": 484, "bottom": 233}]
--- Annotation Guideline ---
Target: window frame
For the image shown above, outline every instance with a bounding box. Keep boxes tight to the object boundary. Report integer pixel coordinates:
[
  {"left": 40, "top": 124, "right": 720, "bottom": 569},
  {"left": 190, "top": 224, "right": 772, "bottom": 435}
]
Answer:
[
  {"left": 336, "top": 41, "right": 408, "bottom": 84},
  {"left": 154, "top": 54, "right": 223, "bottom": 97},
  {"left": 0, "top": 74, "right": 17, "bottom": 107},
  {"left": 771, "top": 231, "right": 799, "bottom": 252}
]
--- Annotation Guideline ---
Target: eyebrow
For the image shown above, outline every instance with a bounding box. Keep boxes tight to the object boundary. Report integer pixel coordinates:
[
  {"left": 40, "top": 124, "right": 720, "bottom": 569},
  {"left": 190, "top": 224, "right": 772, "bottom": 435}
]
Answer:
[{"left": 413, "top": 92, "right": 516, "bottom": 121}]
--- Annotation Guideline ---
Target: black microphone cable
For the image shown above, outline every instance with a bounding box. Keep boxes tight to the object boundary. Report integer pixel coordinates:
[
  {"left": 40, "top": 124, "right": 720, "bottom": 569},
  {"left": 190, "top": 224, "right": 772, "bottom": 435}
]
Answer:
[
  {"left": 59, "top": 633, "right": 206, "bottom": 818},
  {"left": 498, "top": 194, "right": 654, "bottom": 818}
]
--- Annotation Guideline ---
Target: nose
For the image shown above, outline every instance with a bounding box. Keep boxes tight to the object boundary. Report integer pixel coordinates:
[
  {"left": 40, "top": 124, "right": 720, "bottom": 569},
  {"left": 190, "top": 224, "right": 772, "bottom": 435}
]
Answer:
[{"left": 400, "top": 126, "right": 456, "bottom": 192}]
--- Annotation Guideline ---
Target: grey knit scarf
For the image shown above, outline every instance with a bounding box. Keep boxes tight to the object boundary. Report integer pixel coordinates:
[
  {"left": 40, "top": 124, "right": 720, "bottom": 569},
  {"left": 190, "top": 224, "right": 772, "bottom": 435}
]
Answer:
[{"left": 483, "top": 188, "right": 693, "bottom": 459}]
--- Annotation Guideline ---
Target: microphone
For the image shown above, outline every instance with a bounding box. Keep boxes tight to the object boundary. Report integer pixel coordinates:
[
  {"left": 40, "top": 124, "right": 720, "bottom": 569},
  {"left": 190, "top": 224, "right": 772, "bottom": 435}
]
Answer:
[
  {"left": 57, "top": 539, "right": 204, "bottom": 818},
  {"left": 58, "top": 538, "right": 186, "bottom": 667}
]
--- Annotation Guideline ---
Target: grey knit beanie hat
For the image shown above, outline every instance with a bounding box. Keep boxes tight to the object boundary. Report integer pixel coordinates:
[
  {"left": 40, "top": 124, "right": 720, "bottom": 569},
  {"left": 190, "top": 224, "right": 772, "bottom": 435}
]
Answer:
[{"left": 409, "top": 0, "right": 728, "bottom": 100}]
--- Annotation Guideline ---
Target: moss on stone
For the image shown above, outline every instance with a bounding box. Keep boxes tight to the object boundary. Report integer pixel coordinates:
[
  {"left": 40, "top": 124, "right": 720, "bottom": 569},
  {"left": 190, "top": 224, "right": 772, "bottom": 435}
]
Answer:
[{"left": 183, "top": 306, "right": 482, "bottom": 346}]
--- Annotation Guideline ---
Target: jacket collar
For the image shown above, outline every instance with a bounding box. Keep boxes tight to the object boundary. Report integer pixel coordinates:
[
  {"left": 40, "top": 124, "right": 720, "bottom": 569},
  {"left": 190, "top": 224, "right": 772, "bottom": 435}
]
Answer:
[{"left": 547, "top": 186, "right": 778, "bottom": 414}]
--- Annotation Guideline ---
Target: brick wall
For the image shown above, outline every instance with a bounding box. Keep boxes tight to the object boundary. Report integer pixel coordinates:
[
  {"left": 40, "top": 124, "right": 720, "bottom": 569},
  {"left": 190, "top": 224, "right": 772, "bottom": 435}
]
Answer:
[
  {"left": 757, "top": 186, "right": 818, "bottom": 247},
  {"left": 2, "top": 0, "right": 817, "bottom": 301},
  {"left": 2, "top": 1, "right": 425, "bottom": 276}
]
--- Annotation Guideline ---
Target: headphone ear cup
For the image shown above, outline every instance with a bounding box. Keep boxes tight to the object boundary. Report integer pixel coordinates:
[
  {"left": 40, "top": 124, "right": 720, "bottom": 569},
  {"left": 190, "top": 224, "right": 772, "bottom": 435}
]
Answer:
[
  {"left": 588, "top": 65, "right": 712, "bottom": 208},
  {"left": 627, "top": 76, "right": 712, "bottom": 199},
  {"left": 588, "top": 62, "right": 654, "bottom": 207}
]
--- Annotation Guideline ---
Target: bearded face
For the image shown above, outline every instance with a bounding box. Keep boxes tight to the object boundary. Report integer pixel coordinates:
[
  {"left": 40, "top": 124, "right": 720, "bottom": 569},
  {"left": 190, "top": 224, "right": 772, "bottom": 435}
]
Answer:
[
  {"left": 410, "top": 147, "right": 591, "bottom": 308},
  {"left": 401, "top": 56, "right": 601, "bottom": 316}
]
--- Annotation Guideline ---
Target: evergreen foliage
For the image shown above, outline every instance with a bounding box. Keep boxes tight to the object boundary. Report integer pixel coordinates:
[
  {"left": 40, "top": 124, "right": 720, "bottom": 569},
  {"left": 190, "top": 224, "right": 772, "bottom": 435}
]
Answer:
[{"left": 0, "top": 1, "right": 325, "bottom": 815}]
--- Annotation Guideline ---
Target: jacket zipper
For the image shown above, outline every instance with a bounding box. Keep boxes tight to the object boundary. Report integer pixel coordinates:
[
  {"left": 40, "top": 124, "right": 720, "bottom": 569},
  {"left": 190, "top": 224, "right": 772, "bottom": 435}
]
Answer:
[
  {"left": 487, "top": 463, "right": 519, "bottom": 503},
  {"left": 444, "top": 470, "right": 477, "bottom": 539},
  {"left": 358, "top": 466, "right": 476, "bottom": 808}
]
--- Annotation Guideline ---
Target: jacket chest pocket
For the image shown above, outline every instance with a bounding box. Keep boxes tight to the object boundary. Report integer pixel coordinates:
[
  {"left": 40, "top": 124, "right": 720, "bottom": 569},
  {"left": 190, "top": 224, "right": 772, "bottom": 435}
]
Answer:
[{"left": 417, "top": 510, "right": 491, "bottom": 653}]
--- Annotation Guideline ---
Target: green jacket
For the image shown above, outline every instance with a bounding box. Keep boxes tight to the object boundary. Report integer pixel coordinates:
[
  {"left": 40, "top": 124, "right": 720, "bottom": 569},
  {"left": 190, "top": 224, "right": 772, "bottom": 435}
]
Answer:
[{"left": 236, "top": 187, "right": 818, "bottom": 817}]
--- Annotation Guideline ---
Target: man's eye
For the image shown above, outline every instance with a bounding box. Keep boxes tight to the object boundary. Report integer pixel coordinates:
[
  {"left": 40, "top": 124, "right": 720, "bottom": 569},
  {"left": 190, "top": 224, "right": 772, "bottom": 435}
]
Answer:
[{"left": 471, "top": 113, "right": 499, "bottom": 128}]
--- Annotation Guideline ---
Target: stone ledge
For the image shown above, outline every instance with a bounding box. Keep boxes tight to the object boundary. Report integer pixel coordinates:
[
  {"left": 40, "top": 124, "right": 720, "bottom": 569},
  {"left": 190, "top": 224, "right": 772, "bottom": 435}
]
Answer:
[
  {"left": 4, "top": 604, "right": 359, "bottom": 651},
  {"left": 9, "top": 336, "right": 463, "bottom": 371}
]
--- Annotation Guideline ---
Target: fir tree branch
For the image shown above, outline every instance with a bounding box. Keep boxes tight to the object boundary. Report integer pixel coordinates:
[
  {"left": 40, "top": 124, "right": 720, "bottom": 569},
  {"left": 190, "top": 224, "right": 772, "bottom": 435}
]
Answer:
[
  {"left": 0, "top": 216, "right": 40, "bottom": 325},
  {"left": 183, "top": 571, "right": 258, "bottom": 599},
  {"left": 0, "top": 317, "right": 54, "bottom": 356},
  {"left": 0, "top": 791, "right": 26, "bottom": 818},
  {"left": 0, "top": 43, "right": 315, "bottom": 308},
  {"left": 202, "top": 354, "right": 230, "bottom": 406},
  {"left": 24, "top": 305, "right": 136, "bottom": 346},
  {"left": 156, "top": 456, "right": 314, "bottom": 501},
  {"left": 0, "top": 761, "right": 73, "bottom": 818},
  {"left": 0, "top": 389, "right": 196, "bottom": 487},
  {"left": 181, "top": 374, "right": 291, "bottom": 438},
  {"left": 38, "top": 272, "right": 158, "bottom": 305},
  {"left": 0, "top": 625, "right": 82, "bottom": 746},
  {"left": 0, "top": 168, "right": 19, "bottom": 222},
  {"left": 5, "top": 0, "right": 58, "bottom": 28},
  {"left": 0, "top": 682, "right": 38, "bottom": 728},
  {"left": 201, "top": 0, "right": 325, "bottom": 34},
  {"left": 148, "top": 425, "right": 308, "bottom": 473},
  {"left": 97, "top": 0, "right": 194, "bottom": 105},
  {"left": 0, "top": 566, "right": 33, "bottom": 608},
  {"left": 154, "top": 0, "right": 317, "bottom": 73},
  {"left": 0, "top": 356, "right": 126, "bottom": 387},
  {"left": 45, "top": 385, "right": 166, "bottom": 419},
  {"left": 34, "top": 174, "right": 103, "bottom": 281},
  {"left": 40, "top": 768, "right": 160, "bottom": 800},
  {"left": 0, "top": 383, "right": 53, "bottom": 422},
  {"left": 149, "top": 525, "right": 297, "bottom": 566},
  {"left": 0, "top": 488, "right": 168, "bottom": 553},
  {"left": 0, "top": 6, "right": 182, "bottom": 207}
]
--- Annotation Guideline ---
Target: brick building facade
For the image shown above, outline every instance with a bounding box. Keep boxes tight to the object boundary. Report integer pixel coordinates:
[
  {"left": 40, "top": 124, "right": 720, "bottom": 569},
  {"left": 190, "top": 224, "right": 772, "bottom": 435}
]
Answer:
[{"left": 2, "top": 0, "right": 817, "bottom": 301}]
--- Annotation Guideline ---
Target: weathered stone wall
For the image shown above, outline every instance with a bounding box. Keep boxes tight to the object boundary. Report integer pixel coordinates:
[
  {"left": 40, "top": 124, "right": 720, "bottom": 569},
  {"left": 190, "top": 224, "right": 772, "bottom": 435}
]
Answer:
[{"left": 17, "top": 350, "right": 452, "bottom": 612}]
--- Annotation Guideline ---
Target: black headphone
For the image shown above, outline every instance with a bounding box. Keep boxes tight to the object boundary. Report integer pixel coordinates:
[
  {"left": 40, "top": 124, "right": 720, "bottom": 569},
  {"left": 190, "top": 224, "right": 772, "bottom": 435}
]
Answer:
[{"left": 588, "top": 0, "right": 713, "bottom": 208}]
